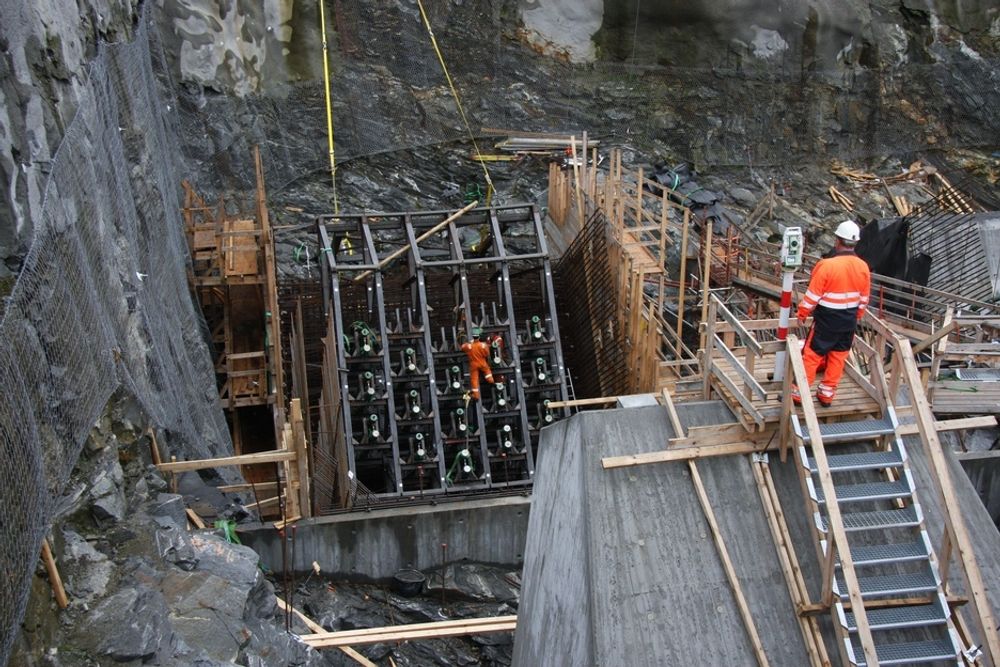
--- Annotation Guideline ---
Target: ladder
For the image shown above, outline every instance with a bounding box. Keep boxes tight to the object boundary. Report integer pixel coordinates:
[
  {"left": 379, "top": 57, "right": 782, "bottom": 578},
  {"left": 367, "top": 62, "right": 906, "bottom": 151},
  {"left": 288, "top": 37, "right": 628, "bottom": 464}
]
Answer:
[{"left": 791, "top": 408, "right": 965, "bottom": 666}]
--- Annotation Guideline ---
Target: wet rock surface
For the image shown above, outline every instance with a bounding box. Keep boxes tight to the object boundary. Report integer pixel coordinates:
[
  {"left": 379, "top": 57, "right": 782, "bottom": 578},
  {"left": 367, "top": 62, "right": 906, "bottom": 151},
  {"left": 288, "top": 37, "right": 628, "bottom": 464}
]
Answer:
[
  {"left": 286, "top": 562, "right": 520, "bottom": 666},
  {"left": 10, "top": 394, "right": 324, "bottom": 667}
]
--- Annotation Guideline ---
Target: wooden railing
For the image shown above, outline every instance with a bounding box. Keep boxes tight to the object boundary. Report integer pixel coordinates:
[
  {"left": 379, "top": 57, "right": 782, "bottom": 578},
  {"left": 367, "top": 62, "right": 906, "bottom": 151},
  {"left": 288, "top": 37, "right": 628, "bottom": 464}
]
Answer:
[
  {"left": 734, "top": 244, "right": 999, "bottom": 341},
  {"left": 700, "top": 295, "right": 768, "bottom": 428}
]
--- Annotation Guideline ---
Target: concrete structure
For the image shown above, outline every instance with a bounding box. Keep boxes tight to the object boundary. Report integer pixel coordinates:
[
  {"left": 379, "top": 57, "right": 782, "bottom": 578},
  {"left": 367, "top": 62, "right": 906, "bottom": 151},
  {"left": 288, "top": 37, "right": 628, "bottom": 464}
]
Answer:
[
  {"left": 240, "top": 495, "right": 529, "bottom": 580},
  {"left": 513, "top": 404, "right": 1000, "bottom": 665}
]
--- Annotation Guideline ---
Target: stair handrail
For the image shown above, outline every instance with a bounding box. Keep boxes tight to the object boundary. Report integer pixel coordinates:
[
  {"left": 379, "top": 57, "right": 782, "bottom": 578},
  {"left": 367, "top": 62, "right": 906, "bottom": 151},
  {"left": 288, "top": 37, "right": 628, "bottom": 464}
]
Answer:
[
  {"left": 891, "top": 333, "right": 1000, "bottom": 664},
  {"left": 785, "top": 334, "right": 881, "bottom": 667}
]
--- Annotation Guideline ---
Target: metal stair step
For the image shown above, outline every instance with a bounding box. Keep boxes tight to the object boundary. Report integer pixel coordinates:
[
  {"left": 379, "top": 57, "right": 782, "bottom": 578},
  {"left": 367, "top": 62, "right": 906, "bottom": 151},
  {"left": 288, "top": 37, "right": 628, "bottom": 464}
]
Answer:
[
  {"left": 841, "top": 599, "right": 950, "bottom": 632},
  {"left": 794, "top": 415, "right": 896, "bottom": 444},
  {"left": 835, "top": 569, "right": 938, "bottom": 599},
  {"left": 814, "top": 478, "right": 912, "bottom": 504},
  {"left": 806, "top": 448, "right": 904, "bottom": 473},
  {"left": 849, "top": 637, "right": 957, "bottom": 666},
  {"left": 820, "top": 506, "right": 922, "bottom": 532},
  {"left": 837, "top": 541, "right": 929, "bottom": 567}
]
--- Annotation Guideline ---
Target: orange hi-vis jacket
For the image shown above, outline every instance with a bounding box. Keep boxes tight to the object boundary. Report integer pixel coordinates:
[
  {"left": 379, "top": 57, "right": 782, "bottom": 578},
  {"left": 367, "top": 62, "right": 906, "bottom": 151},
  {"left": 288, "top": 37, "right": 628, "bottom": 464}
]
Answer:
[
  {"left": 461, "top": 340, "right": 492, "bottom": 368},
  {"left": 461, "top": 339, "right": 494, "bottom": 397},
  {"left": 797, "top": 251, "right": 871, "bottom": 332}
]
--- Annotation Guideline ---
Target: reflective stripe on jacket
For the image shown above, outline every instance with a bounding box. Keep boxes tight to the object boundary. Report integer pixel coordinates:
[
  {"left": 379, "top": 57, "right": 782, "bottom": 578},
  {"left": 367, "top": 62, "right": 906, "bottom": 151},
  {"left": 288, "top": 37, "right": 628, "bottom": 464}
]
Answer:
[{"left": 797, "top": 251, "right": 871, "bottom": 332}]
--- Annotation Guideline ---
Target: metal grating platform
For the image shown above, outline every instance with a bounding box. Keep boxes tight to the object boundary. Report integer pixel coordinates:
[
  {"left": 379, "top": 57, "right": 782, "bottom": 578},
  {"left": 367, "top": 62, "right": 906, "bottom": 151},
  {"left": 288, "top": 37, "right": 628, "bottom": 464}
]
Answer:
[
  {"left": 850, "top": 638, "right": 957, "bottom": 666},
  {"left": 794, "top": 415, "right": 896, "bottom": 444},
  {"left": 822, "top": 506, "right": 922, "bottom": 532},
  {"left": 843, "top": 600, "right": 949, "bottom": 632},
  {"left": 814, "top": 479, "right": 912, "bottom": 504},
  {"left": 839, "top": 541, "right": 928, "bottom": 567},
  {"left": 953, "top": 368, "right": 1000, "bottom": 382},
  {"left": 835, "top": 569, "right": 938, "bottom": 599},
  {"left": 806, "top": 448, "right": 904, "bottom": 473}
]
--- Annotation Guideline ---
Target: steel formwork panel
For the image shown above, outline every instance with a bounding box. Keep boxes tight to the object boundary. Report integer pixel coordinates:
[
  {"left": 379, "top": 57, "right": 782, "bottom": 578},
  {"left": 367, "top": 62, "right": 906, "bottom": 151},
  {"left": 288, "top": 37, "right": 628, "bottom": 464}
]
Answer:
[{"left": 318, "top": 204, "right": 568, "bottom": 500}]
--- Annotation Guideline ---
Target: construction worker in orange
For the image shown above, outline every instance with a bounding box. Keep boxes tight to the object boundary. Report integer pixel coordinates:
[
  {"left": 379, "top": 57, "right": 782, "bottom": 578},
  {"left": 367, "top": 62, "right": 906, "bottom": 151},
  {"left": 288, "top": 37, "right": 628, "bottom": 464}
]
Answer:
[
  {"left": 461, "top": 327, "right": 494, "bottom": 400},
  {"left": 792, "top": 220, "right": 871, "bottom": 407}
]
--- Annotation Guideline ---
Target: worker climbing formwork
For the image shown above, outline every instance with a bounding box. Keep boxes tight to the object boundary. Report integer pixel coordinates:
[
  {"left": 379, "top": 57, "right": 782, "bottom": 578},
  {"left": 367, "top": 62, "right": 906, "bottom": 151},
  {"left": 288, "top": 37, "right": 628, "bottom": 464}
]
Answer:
[{"left": 460, "top": 327, "right": 495, "bottom": 400}]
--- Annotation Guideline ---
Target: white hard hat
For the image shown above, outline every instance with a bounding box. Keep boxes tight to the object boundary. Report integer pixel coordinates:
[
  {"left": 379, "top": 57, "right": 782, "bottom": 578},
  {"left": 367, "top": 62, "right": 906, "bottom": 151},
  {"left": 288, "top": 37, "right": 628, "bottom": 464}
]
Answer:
[{"left": 834, "top": 220, "right": 861, "bottom": 243}]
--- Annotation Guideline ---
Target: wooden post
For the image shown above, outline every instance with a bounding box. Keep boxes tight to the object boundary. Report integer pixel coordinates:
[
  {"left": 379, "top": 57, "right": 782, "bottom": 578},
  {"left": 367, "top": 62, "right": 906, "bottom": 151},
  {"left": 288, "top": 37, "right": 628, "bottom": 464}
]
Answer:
[
  {"left": 677, "top": 208, "right": 690, "bottom": 344},
  {"left": 281, "top": 422, "right": 301, "bottom": 520},
  {"left": 40, "top": 539, "right": 68, "bottom": 609},
  {"left": 147, "top": 427, "right": 163, "bottom": 466},
  {"left": 169, "top": 456, "right": 178, "bottom": 494},
  {"left": 290, "top": 398, "right": 312, "bottom": 518},
  {"left": 570, "top": 136, "right": 584, "bottom": 228},
  {"left": 700, "top": 220, "right": 713, "bottom": 333},
  {"left": 701, "top": 298, "right": 718, "bottom": 400},
  {"left": 689, "top": 461, "right": 771, "bottom": 667}
]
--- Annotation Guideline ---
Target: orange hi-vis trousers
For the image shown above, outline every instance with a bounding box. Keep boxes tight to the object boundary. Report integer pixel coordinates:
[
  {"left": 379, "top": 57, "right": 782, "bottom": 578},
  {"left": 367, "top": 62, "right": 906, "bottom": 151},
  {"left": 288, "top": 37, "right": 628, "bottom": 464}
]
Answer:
[
  {"left": 795, "top": 327, "right": 851, "bottom": 405},
  {"left": 461, "top": 340, "right": 494, "bottom": 399}
]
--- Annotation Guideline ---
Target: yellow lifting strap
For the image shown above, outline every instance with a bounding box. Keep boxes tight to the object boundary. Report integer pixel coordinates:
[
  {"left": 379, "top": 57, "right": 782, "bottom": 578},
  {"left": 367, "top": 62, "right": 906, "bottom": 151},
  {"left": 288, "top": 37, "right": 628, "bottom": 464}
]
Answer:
[
  {"left": 318, "top": 0, "right": 339, "bottom": 215},
  {"left": 415, "top": 0, "right": 495, "bottom": 205}
]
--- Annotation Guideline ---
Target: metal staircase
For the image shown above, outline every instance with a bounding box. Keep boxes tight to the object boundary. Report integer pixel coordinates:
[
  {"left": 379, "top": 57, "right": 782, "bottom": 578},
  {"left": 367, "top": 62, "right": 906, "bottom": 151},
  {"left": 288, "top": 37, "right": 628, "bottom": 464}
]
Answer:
[{"left": 791, "top": 408, "right": 964, "bottom": 666}]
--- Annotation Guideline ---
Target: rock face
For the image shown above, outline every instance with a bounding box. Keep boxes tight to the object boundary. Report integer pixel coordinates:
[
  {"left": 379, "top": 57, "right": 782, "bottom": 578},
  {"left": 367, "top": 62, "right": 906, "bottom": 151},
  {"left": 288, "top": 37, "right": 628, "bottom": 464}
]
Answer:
[
  {"left": 12, "top": 398, "right": 322, "bottom": 667},
  {"left": 298, "top": 562, "right": 520, "bottom": 666}
]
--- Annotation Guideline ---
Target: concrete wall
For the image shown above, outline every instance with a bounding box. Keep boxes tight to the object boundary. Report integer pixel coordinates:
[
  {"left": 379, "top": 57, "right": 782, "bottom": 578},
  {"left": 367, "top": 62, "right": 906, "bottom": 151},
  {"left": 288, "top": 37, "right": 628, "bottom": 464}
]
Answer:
[
  {"left": 239, "top": 495, "right": 530, "bottom": 579},
  {"left": 961, "top": 454, "right": 1000, "bottom": 526}
]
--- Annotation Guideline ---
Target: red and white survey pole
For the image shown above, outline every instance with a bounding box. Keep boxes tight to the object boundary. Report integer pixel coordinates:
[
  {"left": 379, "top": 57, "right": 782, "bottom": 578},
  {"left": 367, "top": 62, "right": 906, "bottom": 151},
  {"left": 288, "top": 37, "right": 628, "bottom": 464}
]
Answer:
[{"left": 773, "top": 227, "right": 803, "bottom": 383}]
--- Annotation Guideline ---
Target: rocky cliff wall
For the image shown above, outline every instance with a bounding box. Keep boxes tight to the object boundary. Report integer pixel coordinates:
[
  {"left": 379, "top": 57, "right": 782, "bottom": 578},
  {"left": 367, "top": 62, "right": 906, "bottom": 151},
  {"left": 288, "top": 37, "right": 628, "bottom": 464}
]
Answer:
[{"left": 0, "top": 5, "right": 233, "bottom": 664}]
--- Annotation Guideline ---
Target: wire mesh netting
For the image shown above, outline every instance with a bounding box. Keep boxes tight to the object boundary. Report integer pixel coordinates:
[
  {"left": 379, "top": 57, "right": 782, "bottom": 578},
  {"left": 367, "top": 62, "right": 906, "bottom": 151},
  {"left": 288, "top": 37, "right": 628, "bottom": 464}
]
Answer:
[{"left": 0, "top": 8, "right": 232, "bottom": 664}]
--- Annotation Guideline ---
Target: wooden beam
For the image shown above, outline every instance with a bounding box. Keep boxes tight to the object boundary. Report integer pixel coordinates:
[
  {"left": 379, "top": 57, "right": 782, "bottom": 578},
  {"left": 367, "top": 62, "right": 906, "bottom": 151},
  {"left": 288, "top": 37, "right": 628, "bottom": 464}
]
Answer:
[
  {"left": 246, "top": 495, "right": 281, "bottom": 511},
  {"left": 798, "top": 594, "right": 968, "bottom": 617},
  {"left": 911, "top": 321, "right": 958, "bottom": 355},
  {"left": 185, "top": 508, "right": 207, "bottom": 529},
  {"left": 689, "top": 461, "right": 770, "bottom": 667},
  {"left": 156, "top": 449, "right": 295, "bottom": 473},
  {"left": 290, "top": 399, "right": 312, "bottom": 518},
  {"left": 275, "top": 597, "right": 377, "bottom": 667},
  {"left": 353, "top": 201, "right": 479, "bottom": 282},
  {"left": 40, "top": 539, "right": 68, "bottom": 610},
  {"left": 602, "top": 440, "right": 771, "bottom": 469},
  {"left": 896, "top": 415, "right": 997, "bottom": 437},
  {"left": 712, "top": 295, "right": 763, "bottom": 356},
  {"left": 546, "top": 396, "right": 619, "bottom": 409},
  {"left": 217, "top": 481, "right": 280, "bottom": 493},
  {"left": 676, "top": 208, "right": 690, "bottom": 343},
  {"left": 147, "top": 427, "right": 163, "bottom": 466},
  {"left": 660, "top": 388, "right": 685, "bottom": 439},
  {"left": 957, "top": 450, "right": 1000, "bottom": 462},
  {"left": 301, "top": 616, "right": 518, "bottom": 648}
]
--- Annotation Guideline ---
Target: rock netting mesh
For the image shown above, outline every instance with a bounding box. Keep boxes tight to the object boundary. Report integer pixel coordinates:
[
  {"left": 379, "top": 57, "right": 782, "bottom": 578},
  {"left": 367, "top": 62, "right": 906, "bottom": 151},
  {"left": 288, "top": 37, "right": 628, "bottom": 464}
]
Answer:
[{"left": 0, "top": 9, "right": 231, "bottom": 664}]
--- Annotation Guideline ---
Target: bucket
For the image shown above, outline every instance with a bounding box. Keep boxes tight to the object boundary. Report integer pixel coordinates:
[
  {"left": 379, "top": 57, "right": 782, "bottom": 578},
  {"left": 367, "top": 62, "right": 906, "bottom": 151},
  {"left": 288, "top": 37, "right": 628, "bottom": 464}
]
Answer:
[{"left": 392, "top": 568, "right": 427, "bottom": 597}]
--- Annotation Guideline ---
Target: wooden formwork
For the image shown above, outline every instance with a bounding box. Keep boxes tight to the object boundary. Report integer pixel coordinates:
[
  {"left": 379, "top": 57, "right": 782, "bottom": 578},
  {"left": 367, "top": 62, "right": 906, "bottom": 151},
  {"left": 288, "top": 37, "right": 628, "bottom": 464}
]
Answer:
[
  {"left": 181, "top": 147, "right": 307, "bottom": 519},
  {"left": 550, "top": 147, "right": 700, "bottom": 399}
]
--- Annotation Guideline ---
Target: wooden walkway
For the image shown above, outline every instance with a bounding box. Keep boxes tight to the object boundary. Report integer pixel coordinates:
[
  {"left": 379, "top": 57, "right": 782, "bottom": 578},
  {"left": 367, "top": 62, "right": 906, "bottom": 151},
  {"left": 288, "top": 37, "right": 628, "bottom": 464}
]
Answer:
[{"left": 710, "top": 350, "right": 882, "bottom": 427}]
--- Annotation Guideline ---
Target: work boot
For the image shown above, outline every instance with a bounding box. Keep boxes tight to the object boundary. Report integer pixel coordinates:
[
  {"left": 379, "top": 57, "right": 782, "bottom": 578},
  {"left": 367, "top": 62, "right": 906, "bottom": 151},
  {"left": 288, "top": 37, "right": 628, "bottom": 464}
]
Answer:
[
  {"left": 817, "top": 382, "right": 835, "bottom": 407},
  {"left": 790, "top": 385, "right": 802, "bottom": 406}
]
